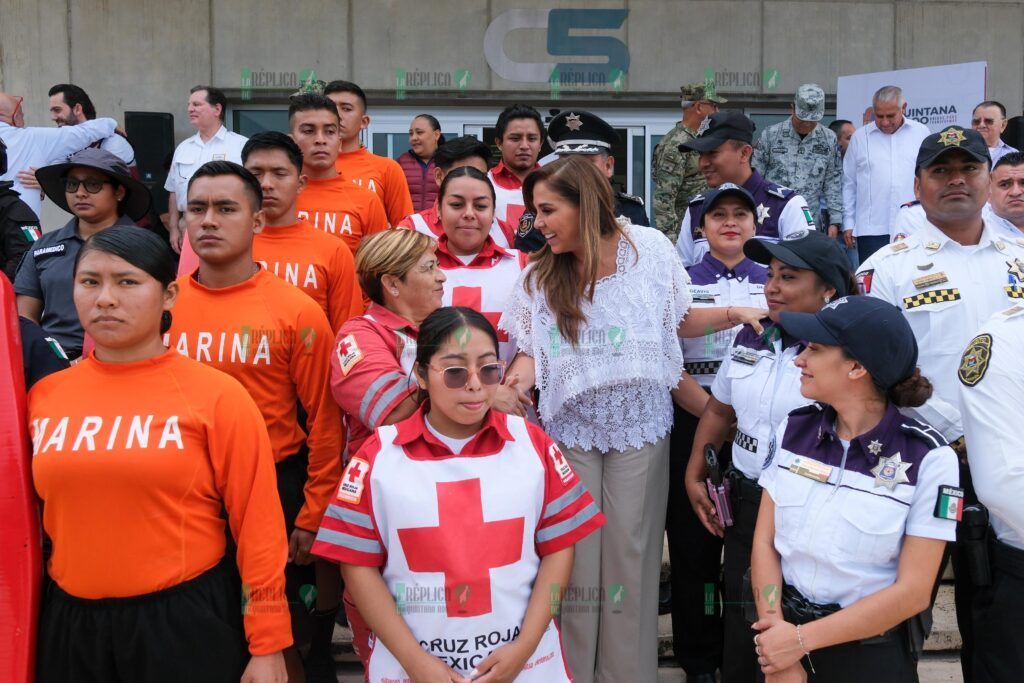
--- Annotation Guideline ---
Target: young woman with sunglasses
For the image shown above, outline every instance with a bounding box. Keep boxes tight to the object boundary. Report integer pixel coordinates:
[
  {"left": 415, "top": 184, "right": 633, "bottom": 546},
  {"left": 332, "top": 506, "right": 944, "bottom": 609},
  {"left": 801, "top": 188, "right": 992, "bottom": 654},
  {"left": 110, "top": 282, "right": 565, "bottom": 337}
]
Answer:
[
  {"left": 15, "top": 148, "right": 150, "bottom": 359},
  {"left": 313, "top": 306, "right": 604, "bottom": 683}
]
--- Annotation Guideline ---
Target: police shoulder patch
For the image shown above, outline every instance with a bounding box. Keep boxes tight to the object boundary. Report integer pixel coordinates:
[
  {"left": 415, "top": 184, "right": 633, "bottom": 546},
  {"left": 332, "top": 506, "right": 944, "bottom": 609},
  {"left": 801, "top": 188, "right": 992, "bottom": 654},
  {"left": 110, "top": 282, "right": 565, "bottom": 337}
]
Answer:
[
  {"left": 762, "top": 435, "right": 777, "bottom": 470},
  {"left": 958, "top": 333, "right": 992, "bottom": 387}
]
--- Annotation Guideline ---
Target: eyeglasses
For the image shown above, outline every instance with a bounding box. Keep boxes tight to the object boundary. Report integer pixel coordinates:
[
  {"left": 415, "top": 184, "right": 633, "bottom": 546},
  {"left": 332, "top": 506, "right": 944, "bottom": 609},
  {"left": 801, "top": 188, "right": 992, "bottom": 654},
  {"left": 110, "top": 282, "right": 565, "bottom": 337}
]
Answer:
[
  {"left": 64, "top": 177, "right": 113, "bottom": 194},
  {"left": 428, "top": 362, "right": 504, "bottom": 389},
  {"left": 972, "top": 118, "right": 1001, "bottom": 126}
]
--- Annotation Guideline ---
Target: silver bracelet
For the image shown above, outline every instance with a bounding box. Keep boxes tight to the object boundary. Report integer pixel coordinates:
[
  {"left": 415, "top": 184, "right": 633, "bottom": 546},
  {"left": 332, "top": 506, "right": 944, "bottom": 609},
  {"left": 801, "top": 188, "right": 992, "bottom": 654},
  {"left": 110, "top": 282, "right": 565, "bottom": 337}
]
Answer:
[{"left": 796, "top": 624, "right": 816, "bottom": 674}]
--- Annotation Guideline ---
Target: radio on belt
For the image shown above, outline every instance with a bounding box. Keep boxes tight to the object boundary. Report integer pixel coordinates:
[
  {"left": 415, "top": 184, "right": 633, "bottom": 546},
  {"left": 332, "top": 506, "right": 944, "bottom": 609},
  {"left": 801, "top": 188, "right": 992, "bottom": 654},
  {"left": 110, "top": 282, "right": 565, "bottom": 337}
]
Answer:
[{"left": 704, "top": 443, "right": 734, "bottom": 528}]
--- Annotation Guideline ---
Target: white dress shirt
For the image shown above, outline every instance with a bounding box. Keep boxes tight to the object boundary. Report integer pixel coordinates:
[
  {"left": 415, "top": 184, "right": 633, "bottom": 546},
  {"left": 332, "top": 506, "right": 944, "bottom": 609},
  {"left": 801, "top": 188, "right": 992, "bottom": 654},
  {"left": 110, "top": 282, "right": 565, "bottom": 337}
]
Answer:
[
  {"left": 0, "top": 118, "right": 117, "bottom": 218},
  {"left": 842, "top": 119, "right": 930, "bottom": 237},
  {"left": 959, "top": 306, "right": 1024, "bottom": 550},
  {"left": 164, "top": 125, "right": 248, "bottom": 210},
  {"left": 989, "top": 139, "right": 1018, "bottom": 166},
  {"left": 858, "top": 219, "right": 1024, "bottom": 440}
]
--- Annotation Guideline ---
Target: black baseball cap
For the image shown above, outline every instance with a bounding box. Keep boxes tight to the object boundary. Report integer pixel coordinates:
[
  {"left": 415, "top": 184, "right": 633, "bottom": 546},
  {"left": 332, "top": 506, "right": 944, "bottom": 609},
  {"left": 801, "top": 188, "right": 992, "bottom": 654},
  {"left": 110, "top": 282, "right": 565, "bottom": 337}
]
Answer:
[
  {"left": 681, "top": 110, "right": 756, "bottom": 153},
  {"left": 780, "top": 296, "right": 919, "bottom": 390},
  {"left": 916, "top": 126, "right": 991, "bottom": 169},
  {"left": 744, "top": 230, "right": 853, "bottom": 297},
  {"left": 699, "top": 183, "right": 757, "bottom": 226}
]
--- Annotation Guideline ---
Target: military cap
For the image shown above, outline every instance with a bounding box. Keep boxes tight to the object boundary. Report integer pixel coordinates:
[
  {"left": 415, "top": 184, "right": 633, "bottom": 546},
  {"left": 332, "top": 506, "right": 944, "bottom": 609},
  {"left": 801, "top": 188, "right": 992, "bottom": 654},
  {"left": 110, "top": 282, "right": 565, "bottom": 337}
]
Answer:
[
  {"left": 548, "top": 110, "right": 617, "bottom": 156},
  {"left": 680, "top": 82, "right": 728, "bottom": 105}
]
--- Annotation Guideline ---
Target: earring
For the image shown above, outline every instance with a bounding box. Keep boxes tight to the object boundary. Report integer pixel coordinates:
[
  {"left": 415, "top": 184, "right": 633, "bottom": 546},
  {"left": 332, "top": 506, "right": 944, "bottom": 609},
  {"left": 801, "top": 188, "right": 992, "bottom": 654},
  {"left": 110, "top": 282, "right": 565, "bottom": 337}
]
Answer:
[
  {"left": 391, "top": 289, "right": 399, "bottom": 296},
  {"left": 824, "top": 296, "right": 831, "bottom": 304}
]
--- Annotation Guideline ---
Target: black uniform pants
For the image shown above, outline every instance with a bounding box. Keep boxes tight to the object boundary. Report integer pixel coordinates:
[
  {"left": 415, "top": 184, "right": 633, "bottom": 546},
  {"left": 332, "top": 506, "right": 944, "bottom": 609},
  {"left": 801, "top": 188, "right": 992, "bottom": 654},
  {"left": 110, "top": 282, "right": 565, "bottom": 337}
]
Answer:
[
  {"left": 800, "top": 625, "right": 917, "bottom": 683},
  {"left": 36, "top": 559, "right": 248, "bottom": 683},
  {"left": 952, "top": 461, "right": 978, "bottom": 682},
  {"left": 971, "top": 539, "right": 1024, "bottom": 683},
  {"left": 276, "top": 448, "right": 317, "bottom": 649},
  {"left": 722, "top": 471, "right": 761, "bottom": 683},
  {"left": 666, "top": 404, "right": 725, "bottom": 676}
]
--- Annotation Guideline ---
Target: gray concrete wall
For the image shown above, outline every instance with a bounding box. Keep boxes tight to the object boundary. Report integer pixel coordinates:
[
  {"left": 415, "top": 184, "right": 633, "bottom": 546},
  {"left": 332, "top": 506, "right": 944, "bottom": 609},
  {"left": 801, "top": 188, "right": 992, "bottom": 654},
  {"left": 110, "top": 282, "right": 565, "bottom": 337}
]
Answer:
[{"left": 1, "top": 0, "right": 1022, "bottom": 141}]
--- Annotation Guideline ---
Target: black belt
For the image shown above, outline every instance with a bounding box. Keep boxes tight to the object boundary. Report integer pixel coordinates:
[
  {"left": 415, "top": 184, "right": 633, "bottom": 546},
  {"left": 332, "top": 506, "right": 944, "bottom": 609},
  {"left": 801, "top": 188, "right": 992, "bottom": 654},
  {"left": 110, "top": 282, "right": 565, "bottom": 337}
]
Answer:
[
  {"left": 734, "top": 429, "right": 758, "bottom": 452},
  {"left": 684, "top": 360, "right": 722, "bottom": 376},
  {"left": 726, "top": 466, "right": 762, "bottom": 502},
  {"left": 783, "top": 584, "right": 905, "bottom": 644},
  {"left": 992, "top": 538, "right": 1024, "bottom": 580}
]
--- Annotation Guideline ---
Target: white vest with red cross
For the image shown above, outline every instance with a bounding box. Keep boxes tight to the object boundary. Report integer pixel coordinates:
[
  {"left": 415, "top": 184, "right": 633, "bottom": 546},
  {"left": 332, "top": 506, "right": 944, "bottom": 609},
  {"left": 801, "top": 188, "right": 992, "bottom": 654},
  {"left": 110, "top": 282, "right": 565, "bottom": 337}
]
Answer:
[
  {"left": 440, "top": 252, "right": 526, "bottom": 365},
  {"left": 365, "top": 417, "right": 573, "bottom": 682},
  {"left": 488, "top": 169, "right": 527, "bottom": 230}
]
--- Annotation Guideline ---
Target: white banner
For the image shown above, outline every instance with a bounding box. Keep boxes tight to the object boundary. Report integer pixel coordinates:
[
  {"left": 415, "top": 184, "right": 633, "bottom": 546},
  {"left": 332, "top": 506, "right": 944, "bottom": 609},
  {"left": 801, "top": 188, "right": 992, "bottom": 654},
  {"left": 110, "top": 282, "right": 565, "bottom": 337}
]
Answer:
[{"left": 837, "top": 62, "right": 987, "bottom": 132}]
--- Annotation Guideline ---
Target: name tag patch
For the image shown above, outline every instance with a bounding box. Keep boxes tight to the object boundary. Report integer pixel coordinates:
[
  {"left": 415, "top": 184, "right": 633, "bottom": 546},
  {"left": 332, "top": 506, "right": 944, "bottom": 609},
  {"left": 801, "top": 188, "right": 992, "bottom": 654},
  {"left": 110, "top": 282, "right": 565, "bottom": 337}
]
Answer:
[
  {"left": 934, "top": 485, "right": 964, "bottom": 521},
  {"left": 731, "top": 347, "right": 759, "bottom": 365},
  {"left": 788, "top": 456, "right": 833, "bottom": 483},
  {"left": 912, "top": 272, "right": 948, "bottom": 289}
]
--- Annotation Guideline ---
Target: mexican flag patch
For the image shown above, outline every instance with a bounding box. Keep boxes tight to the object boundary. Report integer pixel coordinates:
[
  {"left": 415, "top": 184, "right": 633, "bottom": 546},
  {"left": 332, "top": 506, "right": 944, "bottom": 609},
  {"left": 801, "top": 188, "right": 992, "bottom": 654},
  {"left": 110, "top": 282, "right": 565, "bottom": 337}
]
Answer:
[
  {"left": 934, "top": 485, "right": 964, "bottom": 521},
  {"left": 21, "top": 224, "right": 41, "bottom": 242}
]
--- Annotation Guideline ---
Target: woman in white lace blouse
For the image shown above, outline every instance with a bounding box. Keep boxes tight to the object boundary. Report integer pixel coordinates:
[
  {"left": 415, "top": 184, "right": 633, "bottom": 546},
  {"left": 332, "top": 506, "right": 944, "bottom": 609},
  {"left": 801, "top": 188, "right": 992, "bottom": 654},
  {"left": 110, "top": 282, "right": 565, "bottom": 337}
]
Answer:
[{"left": 498, "top": 157, "right": 765, "bottom": 683}]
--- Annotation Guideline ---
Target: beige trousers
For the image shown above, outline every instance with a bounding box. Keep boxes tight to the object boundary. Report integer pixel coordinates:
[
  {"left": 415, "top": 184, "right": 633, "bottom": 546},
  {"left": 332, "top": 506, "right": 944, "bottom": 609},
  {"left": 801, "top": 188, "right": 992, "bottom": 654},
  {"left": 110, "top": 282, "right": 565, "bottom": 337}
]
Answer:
[{"left": 559, "top": 435, "right": 671, "bottom": 683}]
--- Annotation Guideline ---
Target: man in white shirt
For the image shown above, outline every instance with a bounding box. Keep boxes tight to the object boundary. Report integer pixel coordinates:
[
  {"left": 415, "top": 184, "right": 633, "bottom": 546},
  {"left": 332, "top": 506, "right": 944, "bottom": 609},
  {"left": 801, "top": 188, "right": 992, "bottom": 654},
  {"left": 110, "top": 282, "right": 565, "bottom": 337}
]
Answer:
[
  {"left": 842, "top": 85, "right": 930, "bottom": 262},
  {"left": 972, "top": 100, "right": 1017, "bottom": 166},
  {"left": 164, "top": 85, "right": 247, "bottom": 252},
  {"left": 984, "top": 152, "right": 1024, "bottom": 238},
  {"left": 0, "top": 92, "right": 118, "bottom": 219}
]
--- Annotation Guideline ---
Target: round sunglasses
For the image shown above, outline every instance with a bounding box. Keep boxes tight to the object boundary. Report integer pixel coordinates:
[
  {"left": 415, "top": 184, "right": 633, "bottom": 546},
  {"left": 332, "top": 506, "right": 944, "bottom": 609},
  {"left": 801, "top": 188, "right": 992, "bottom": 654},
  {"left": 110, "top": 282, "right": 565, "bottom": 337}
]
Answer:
[{"left": 428, "top": 362, "right": 505, "bottom": 389}]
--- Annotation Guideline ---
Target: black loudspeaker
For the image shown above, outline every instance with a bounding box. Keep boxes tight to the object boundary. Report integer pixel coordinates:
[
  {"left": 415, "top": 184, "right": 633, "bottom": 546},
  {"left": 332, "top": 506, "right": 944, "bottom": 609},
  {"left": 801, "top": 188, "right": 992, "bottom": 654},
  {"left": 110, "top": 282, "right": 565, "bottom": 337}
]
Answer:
[
  {"left": 1002, "top": 116, "right": 1024, "bottom": 151},
  {"left": 124, "top": 111, "right": 174, "bottom": 187}
]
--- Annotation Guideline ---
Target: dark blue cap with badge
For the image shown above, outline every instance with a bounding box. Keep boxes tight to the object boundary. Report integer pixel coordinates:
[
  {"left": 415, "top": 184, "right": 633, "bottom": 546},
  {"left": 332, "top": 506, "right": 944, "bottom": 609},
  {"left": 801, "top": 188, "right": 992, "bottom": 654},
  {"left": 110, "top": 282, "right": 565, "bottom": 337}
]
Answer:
[
  {"left": 744, "top": 230, "right": 853, "bottom": 298},
  {"left": 780, "top": 296, "right": 919, "bottom": 390},
  {"left": 699, "top": 183, "right": 757, "bottom": 226},
  {"left": 548, "top": 110, "right": 618, "bottom": 156},
  {"left": 916, "top": 126, "right": 991, "bottom": 169},
  {"left": 681, "top": 110, "right": 756, "bottom": 153}
]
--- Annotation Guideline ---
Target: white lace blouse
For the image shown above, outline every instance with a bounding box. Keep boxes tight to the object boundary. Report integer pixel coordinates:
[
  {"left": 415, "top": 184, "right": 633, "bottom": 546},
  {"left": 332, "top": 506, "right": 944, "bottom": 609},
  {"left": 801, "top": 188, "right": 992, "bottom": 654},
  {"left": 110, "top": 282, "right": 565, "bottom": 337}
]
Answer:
[{"left": 499, "top": 222, "right": 693, "bottom": 453}]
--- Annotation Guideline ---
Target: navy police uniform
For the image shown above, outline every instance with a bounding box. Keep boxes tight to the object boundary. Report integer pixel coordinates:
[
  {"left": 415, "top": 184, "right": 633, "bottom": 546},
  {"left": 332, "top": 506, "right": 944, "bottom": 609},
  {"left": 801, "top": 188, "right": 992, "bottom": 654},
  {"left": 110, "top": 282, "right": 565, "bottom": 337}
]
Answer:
[
  {"left": 674, "top": 111, "right": 816, "bottom": 267},
  {"left": 515, "top": 110, "right": 649, "bottom": 253}
]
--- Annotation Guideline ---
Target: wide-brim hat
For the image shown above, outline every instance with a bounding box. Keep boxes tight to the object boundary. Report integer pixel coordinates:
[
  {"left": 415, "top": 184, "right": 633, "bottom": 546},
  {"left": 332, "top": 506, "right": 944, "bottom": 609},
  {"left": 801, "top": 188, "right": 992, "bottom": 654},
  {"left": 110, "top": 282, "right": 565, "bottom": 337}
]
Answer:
[{"left": 36, "top": 147, "right": 151, "bottom": 220}]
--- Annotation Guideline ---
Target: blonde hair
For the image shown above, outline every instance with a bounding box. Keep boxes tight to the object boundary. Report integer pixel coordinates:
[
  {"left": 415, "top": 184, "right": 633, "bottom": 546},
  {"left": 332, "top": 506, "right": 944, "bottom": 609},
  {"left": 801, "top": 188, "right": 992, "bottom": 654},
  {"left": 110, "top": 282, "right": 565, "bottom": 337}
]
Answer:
[
  {"left": 522, "top": 156, "right": 635, "bottom": 345},
  {"left": 355, "top": 229, "right": 436, "bottom": 305}
]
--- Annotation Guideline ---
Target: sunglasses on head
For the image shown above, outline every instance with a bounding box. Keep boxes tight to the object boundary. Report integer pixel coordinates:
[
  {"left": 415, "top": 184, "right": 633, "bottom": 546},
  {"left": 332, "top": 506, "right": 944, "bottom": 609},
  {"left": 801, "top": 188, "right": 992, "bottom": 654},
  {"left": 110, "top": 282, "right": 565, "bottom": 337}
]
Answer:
[
  {"left": 429, "top": 362, "right": 504, "bottom": 389},
  {"left": 64, "top": 177, "right": 113, "bottom": 194}
]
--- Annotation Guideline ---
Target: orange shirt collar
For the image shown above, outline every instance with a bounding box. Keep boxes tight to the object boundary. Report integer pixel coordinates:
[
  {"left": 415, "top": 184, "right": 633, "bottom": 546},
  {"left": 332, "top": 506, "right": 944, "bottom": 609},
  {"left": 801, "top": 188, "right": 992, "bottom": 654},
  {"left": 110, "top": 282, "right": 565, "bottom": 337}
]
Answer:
[
  {"left": 394, "top": 403, "right": 515, "bottom": 458},
  {"left": 185, "top": 265, "right": 267, "bottom": 293}
]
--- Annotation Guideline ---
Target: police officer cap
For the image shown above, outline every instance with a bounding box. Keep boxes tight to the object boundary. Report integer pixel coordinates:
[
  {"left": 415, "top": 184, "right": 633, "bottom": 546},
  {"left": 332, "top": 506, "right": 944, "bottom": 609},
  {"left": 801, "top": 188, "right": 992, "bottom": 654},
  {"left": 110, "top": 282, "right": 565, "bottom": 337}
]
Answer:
[
  {"left": 549, "top": 110, "right": 616, "bottom": 156},
  {"left": 916, "top": 126, "right": 991, "bottom": 169},
  {"left": 779, "top": 296, "right": 919, "bottom": 390},
  {"left": 681, "top": 110, "right": 756, "bottom": 153},
  {"left": 699, "top": 183, "right": 757, "bottom": 226},
  {"left": 744, "top": 230, "right": 852, "bottom": 298}
]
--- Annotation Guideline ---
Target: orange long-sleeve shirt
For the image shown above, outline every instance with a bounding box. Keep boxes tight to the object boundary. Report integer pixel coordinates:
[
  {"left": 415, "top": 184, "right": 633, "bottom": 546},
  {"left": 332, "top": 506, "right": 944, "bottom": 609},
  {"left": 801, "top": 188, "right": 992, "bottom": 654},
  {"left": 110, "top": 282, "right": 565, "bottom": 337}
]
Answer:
[
  {"left": 29, "top": 350, "right": 292, "bottom": 655},
  {"left": 296, "top": 173, "right": 388, "bottom": 256},
  {"left": 253, "top": 219, "right": 364, "bottom": 333},
  {"left": 335, "top": 147, "right": 414, "bottom": 226},
  {"left": 166, "top": 269, "right": 343, "bottom": 532}
]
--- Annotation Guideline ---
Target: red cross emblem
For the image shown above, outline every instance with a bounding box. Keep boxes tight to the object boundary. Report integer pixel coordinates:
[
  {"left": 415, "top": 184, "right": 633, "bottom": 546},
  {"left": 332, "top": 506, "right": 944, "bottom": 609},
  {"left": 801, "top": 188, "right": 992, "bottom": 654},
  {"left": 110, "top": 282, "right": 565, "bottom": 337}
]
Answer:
[
  {"left": 398, "top": 478, "right": 524, "bottom": 617},
  {"left": 452, "top": 286, "right": 508, "bottom": 341},
  {"left": 336, "top": 334, "right": 364, "bottom": 376},
  {"left": 337, "top": 457, "right": 368, "bottom": 504}
]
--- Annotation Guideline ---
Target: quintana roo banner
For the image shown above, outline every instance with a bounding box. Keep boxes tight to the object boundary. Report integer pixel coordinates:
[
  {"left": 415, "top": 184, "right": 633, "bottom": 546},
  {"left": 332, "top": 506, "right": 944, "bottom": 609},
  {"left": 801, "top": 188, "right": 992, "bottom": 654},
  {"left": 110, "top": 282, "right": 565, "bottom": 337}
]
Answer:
[{"left": 837, "top": 62, "right": 987, "bottom": 133}]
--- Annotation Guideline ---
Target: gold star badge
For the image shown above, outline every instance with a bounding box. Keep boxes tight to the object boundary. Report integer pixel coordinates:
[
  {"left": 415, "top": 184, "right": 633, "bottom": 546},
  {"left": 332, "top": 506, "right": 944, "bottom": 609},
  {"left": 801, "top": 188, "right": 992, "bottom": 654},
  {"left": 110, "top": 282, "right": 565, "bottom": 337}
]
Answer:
[
  {"left": 938, "top": 127, "right": 966, "bottom": 147},
  {"left": 870, "top": 452, "right": 912, "bottom": 491},
  {"left": 565, "top": 113, "right": 583, "bottom": 131}
]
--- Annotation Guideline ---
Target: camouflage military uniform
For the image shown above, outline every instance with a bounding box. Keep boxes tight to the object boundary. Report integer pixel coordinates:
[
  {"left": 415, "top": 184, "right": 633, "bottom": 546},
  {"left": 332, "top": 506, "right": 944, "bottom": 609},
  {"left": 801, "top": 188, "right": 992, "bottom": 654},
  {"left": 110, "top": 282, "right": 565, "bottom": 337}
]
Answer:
[
  {"left": 751, "top": 120, "right": 843, "bottom": 227},
  {"left": 653, "top": 122, "right": 706, "bottom": 242}
]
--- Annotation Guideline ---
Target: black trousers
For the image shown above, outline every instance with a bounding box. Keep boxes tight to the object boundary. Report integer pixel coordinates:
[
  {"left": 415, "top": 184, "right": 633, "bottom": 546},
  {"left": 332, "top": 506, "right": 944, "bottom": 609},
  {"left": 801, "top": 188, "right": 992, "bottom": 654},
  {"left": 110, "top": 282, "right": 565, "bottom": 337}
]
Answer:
[
  {"left": 36, "top": 559, "right": 248, "bottom": 683},
  {"left": 801, "top": 626, "right": 918, "bottom": 683},
  {"left": 666, "top": 404, "right": 725, "bottom": 676},
  {"left": 952, "top": 461, "right": 978, "bottom": 682},
  {"left": 276, "top": 449, "right": 317, "bottom": 649},
  {"left": 972, "top": 539, "right": 1024, "bottom": 683},
  {"left": 722, "top": 472, "right": 761, "bottom": 683}
]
